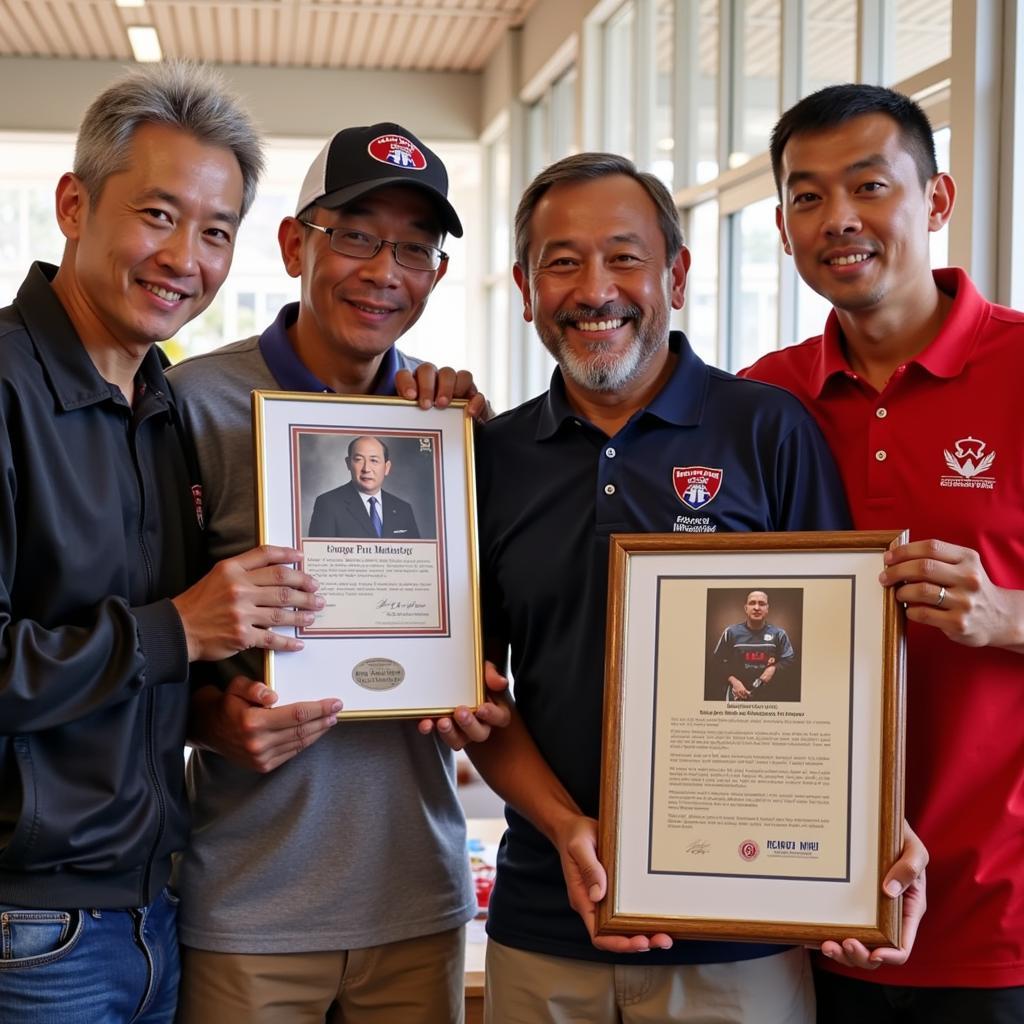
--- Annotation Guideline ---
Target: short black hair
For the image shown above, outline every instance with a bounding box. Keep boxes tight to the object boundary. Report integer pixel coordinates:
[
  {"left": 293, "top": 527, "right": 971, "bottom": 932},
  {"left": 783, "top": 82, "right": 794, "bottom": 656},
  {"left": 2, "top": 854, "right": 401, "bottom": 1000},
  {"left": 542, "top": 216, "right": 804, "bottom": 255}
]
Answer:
[
  {"left": 347, "top": 435, "right": 390, "bottom": 462},
  {"left": 770, "top": 84, "right": 938, "bottom": 196}
]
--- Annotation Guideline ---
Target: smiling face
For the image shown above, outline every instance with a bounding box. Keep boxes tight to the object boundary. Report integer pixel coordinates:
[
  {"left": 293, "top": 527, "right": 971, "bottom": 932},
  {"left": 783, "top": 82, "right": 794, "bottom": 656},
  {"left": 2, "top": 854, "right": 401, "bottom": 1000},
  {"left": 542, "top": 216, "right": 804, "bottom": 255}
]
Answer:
[
  {"left": 776, "top": 113, "right": 953, "bottom": 319},
  {"left": 346, "top": 436, "right": 391, "bottom": 495},
  {"left": 52, "top": 122, "right": 243, "bottom": 354},
  {"left": 281, "top": 185, "right": 448, "bottom": 375},
  {"left": 744, "top": 591, "right": 769, "bottom": 628},
  {"left": 513, "top": 174, "right": 688, "bottom": 397}
]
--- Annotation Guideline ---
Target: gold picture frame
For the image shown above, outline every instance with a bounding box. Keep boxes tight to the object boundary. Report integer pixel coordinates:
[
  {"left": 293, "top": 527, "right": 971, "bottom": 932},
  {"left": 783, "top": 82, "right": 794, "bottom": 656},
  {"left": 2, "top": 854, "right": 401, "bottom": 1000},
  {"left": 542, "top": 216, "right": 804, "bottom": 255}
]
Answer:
[
  {"left": 252, "top": 390, "right": 483, "bottom": 719},
  {"left": 597, "top": 530, "right": 907, "bottom": 947}
]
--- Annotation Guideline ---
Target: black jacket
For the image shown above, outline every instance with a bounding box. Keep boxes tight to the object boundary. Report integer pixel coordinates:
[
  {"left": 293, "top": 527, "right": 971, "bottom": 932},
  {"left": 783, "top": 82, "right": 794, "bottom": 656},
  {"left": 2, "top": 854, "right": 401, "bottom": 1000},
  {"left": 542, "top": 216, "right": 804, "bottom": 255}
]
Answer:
[
  {"left": 308, "top": 481, "right": 420, "bottom": 538},
  {"left": 0, "top": 264, "right": 204, "bottom": 909}
]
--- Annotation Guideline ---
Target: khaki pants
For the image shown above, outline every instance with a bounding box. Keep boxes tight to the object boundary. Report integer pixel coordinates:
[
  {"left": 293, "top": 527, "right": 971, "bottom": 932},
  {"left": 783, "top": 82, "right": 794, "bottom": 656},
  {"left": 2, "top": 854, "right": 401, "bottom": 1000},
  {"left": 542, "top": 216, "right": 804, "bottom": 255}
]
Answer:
[
  {"left": 177, "top": 926, "right": 465, "bottom": 1024},
  {"left": 484, "top": 941, "right": 813, "bottom": 1024}
]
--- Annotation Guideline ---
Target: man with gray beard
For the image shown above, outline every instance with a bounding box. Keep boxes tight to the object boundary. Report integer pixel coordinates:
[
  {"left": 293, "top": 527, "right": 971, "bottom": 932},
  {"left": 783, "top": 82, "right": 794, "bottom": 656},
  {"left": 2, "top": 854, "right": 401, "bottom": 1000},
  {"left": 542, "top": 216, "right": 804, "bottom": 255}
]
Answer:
[{"left": 468, "top": 153, "right": 927, "bottom": 1023}]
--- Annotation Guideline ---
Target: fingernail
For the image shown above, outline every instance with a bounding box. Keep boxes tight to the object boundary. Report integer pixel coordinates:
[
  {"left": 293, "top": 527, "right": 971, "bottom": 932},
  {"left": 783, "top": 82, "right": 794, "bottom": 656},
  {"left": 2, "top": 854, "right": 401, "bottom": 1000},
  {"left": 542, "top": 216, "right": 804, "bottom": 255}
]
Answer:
[
  {"left": 314, "top": 596, "right": 326, "bottom": 609},
  {"left": 822, "top": 949, "right": 833, "bottom": 958},
  {"left": 304, "top": 613, "right": 316, "bottom": 625},
  {"left": 329, "top": 701, "right": 342, "bottom": 715},
  {"left": 456, "top": 709, "right": 471, "bottom": 724},
  {"left": 885, "top": 880, "right": 903, "bottom": 896},
  {"left": 588, "top": 884, "right": 601, "bottom": 901}
]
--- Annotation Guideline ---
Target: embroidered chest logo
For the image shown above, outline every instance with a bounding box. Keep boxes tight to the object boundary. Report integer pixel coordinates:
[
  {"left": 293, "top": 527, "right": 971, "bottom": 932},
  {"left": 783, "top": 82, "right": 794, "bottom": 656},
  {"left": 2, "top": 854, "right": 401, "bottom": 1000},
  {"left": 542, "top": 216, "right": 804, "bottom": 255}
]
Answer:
[
  {"left": 940, "top": 436, "right": 996, "bottom": 491},
  {"left": 673, "top": 466, "right": 723, "bottom": 510},
  {"left": 367, "top": 134, "right": 427, "bottom": 171},
  {"left": 191, "top": 484, "right": 205, "bottom": 529}
]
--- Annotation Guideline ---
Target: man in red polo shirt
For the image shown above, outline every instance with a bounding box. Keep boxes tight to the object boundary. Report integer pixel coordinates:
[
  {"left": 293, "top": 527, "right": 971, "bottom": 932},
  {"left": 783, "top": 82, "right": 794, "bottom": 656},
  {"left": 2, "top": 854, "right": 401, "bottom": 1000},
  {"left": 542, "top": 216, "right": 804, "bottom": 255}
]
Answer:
[{"left": 744, "top": 83, "right": 1024, "bottom": 1023}]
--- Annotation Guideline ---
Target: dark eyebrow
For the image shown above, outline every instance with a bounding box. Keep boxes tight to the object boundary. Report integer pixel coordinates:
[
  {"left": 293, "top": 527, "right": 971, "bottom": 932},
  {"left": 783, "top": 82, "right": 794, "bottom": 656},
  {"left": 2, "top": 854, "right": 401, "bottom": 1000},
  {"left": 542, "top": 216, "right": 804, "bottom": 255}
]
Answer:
[
  {"left": 784, "top": 154, "right": 893, "bottom": 191},
  {"left": 137, "top": 188, "right": 240, "bottom": 229}
]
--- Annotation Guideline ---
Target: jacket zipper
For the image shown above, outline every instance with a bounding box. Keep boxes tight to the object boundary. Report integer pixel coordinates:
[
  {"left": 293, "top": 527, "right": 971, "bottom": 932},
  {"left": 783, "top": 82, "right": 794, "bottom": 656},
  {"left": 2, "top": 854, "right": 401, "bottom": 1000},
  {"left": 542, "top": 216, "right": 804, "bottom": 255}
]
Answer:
[{"left": 128, "top": 410, "right": 166, "bottom": 906}]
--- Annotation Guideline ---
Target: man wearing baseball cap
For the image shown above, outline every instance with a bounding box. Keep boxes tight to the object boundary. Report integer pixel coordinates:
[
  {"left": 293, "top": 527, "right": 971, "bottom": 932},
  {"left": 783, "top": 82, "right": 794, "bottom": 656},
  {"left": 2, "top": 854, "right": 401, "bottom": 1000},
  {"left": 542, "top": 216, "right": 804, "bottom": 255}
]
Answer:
[{"left": 168, "top": 123, "right": 504, "bottom": 1023}]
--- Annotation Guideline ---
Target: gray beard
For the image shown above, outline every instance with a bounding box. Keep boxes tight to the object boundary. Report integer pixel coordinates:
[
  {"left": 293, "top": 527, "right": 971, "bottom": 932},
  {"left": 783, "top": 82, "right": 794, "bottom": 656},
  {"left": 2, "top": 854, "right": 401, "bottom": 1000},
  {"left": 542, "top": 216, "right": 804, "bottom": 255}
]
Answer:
[{"left": 538, "top": 307, "right": 668, "bottom": 393}]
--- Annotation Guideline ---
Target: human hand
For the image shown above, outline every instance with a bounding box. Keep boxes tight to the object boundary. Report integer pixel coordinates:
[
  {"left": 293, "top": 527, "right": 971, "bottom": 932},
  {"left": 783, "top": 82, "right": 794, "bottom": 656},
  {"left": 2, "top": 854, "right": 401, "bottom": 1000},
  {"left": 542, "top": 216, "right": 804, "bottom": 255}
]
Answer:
[
  {"left": 172, "top": 546, "right": 322, "bottom": 662},
  {"left": 418, "top": 660, "right": 510, "bottom": 750},
  {"left": 730, "top": 677, "right": 751, "bottom": 699},
  {"left": 395, "top": 364, "right": 490, "bottom": 421},
  {"left": 553, "top": 815, "right": 673, "bottom": 954},
  {"left": 189, "top": 677, "right": 342, "bottom": 773},
  {"left": 819, "top": 819, "right": 928, "bottom": 969},
  {"left": 880, "top": 539, "right": 1024, "bottom": 651}
]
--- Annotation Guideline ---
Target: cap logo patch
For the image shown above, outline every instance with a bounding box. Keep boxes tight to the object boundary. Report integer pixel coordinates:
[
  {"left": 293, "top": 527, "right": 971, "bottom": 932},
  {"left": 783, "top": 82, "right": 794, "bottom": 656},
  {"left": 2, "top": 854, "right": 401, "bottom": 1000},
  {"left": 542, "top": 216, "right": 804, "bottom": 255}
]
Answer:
[{"left": 368, "top": 134, "right": 427, "bottom": 171}]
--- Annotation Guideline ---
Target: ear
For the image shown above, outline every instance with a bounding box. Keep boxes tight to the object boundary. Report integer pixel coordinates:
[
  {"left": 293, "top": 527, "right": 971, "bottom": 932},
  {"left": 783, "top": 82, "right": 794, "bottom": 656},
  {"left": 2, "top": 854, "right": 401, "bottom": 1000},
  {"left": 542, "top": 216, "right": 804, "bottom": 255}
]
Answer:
[
  {"left": 382, "top": 459, "right": 392, "bottom": 478},
  {"left": 512, "top": 263, "right": 533, "bottom": 323},
  {"left": 54, "top": 173, "right": 88, "bottom": 242},
  {"left": 670, "top": 246, "right": 690, "bottom": 310},
  {"left": 279, "top": 217, "right": 305, "bottom": 279},
  {"left": 926, "top": 172, "right": 955, "bottom": 232},
  {"left": 775, "top": 204, "right": 792, "bottom": 256},
  {"left": 428, "top": 255, "right": 449, "bottom": 293}
]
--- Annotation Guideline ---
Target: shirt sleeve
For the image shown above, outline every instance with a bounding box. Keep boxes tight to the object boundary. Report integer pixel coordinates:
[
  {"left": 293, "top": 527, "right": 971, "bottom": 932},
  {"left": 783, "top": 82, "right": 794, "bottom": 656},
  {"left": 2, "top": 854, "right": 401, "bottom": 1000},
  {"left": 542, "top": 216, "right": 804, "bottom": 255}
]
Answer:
[
  {"left": 0, "top": 416, "right": 189, "bottom": 736},
  {"left": 770, "top": 412, "right": 852, "bottom": 531}
]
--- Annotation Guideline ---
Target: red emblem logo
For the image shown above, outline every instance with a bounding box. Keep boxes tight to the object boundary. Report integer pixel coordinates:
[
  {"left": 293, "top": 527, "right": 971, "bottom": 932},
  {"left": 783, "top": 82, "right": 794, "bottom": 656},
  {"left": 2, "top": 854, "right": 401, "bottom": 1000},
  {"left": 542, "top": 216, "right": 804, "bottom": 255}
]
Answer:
[
  {"left": 191, "top": 484, "right": 205, "bottom": 530},
  {"left": 367, "top": 134, "right": 427, "bottom": 171},
  {"left": 672, "top": 466, "right": 722, "bottom": 510},
  {"left": 738, "top": 839, "right": 759, "bottom": 861}
]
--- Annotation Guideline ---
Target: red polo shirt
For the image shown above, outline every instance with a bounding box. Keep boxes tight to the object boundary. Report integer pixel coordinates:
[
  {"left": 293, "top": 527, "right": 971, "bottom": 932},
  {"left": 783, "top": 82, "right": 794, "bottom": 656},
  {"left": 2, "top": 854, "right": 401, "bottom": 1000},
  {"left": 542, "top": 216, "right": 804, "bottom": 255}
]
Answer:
[{"left": 743, "top": 268, "right": 1024, "bottom": 988}]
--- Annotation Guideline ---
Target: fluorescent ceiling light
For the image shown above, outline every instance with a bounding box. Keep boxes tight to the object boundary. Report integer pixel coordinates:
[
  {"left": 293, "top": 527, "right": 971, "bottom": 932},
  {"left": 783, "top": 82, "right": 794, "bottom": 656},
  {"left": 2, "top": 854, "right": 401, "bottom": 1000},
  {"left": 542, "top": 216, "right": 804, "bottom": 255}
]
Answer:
[
  {"left": 128, "top": 25, "right": 163, "bottom": 63},
  {"left": 115, "top": 0, "right": 146, "bottom": 8}
]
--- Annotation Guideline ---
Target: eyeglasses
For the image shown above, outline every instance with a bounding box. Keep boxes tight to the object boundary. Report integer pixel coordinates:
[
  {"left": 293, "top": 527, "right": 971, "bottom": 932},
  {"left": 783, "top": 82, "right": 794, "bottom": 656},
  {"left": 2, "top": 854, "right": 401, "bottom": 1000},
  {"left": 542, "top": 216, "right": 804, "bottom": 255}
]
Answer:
[{"left": 299, "top": 222, "right": 448, "bottom": 272}]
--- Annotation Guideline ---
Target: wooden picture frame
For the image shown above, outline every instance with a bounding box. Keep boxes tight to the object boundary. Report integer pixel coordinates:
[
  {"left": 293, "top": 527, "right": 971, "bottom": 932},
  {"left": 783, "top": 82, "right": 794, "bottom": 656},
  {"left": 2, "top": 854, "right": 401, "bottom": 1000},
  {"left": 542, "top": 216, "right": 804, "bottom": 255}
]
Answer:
[{"left": 597, "top": 530, "right": 907, "bottom": 946}]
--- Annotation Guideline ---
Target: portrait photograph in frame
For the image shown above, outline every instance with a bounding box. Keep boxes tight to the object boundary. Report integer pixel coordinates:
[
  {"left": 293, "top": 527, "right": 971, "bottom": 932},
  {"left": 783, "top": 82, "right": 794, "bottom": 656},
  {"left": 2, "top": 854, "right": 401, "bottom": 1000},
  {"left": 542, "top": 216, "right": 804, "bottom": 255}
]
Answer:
[
  {"left": 252, "top": 390, "right": 483, "bottom": 719},
  {"left": 597, "top": 530, "right": 907, "bottom": 947}
]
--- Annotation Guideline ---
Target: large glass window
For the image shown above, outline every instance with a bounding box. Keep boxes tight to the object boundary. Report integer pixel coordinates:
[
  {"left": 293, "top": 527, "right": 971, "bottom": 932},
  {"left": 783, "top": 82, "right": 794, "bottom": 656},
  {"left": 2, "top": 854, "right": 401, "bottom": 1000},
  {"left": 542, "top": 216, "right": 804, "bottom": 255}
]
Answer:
[
  {"left": 685, "top": 199, "right": 719, "bottom": 363},
  {"left": 604, "top": 2, "right": 636, "bottom": 159},
  {"left": 0, "top": 134, "right": 477, "bottom": 374},
  {"left": 732, "top": 0, "right": 780, "bottom": 169},
  {"left": 805, "top": 0, "right": 857, "bottom": 92},
  {"left": 483, "top": 129, "right": 512, "bottom": 411},
  {"left": 893, "top": 0, "right": 952, "bottom": 82},
  {"left": 731, "top": 197, "right": 779, "bottom": 370},
  {"left": 654, "top": 0, "right": 675, "bottom": 186}
]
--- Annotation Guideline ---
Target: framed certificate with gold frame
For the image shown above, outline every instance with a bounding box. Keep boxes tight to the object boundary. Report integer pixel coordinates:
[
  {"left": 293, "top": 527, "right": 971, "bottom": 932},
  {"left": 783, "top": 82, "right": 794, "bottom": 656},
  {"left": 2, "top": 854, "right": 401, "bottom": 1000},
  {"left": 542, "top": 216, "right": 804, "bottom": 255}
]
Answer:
[
  {"left": 597, "top": 530, "right": 907, "bottom": 947},
  {"left": 252, "top": 390, "right": 483, "bottom": 719}
]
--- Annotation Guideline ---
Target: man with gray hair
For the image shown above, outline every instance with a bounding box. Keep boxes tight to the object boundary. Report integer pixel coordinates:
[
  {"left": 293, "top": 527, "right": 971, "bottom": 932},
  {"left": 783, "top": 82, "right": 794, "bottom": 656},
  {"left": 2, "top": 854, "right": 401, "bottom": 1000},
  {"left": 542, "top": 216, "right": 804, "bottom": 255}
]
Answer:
[
  {"left": 0, "top": 61, "right": 319, "bottom": 1022},
  {"left": 469, "top": 152, "right": 927, "bottom": 1022}
]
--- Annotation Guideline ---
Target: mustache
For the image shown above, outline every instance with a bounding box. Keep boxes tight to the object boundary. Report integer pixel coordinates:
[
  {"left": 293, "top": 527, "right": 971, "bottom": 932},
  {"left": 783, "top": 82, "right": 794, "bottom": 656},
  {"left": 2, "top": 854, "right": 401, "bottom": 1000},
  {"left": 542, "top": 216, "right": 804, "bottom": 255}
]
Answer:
[{"left": 554, "top": 305, "right": 641, "bottom": 326}]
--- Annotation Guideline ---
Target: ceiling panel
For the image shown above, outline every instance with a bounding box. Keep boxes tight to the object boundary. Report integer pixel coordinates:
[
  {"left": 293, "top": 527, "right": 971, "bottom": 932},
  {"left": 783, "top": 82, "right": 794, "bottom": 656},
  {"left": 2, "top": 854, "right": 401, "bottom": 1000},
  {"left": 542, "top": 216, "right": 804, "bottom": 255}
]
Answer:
[{"left": 0, "top": 0, "right": 538, "bottom": 71}]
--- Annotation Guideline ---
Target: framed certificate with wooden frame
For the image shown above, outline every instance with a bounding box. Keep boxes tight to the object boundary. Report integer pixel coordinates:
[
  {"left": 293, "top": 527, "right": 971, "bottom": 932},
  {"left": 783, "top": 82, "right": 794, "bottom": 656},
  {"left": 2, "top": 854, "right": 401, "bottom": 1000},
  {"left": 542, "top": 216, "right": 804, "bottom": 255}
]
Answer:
[
  {"left": 597, "top": 530, "right": 907, "bottom": 947},
  {"left": 252, "top": 390, "right": 483, "bottom": 719}
]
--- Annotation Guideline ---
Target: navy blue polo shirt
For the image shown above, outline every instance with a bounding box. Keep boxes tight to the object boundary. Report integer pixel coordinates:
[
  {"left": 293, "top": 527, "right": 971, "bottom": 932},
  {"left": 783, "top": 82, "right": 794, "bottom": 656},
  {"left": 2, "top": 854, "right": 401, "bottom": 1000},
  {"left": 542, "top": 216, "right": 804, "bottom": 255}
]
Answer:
[
  {"left": 476, "top": 331, "right": 851, "bottom": 965},
  {"left": 258, "top": 302, "right": 410, "bottom": 393}
]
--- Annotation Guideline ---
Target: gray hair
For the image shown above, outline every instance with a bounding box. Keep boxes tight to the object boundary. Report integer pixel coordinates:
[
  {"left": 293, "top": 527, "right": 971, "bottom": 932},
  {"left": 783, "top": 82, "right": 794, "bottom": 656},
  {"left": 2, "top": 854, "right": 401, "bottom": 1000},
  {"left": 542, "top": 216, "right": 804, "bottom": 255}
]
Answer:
[
  {"left": 73, "top": 60, "right": 265, "bottom": 218},
  {"left": 514, "top": 152, "right": 684, "bottom": 276}
]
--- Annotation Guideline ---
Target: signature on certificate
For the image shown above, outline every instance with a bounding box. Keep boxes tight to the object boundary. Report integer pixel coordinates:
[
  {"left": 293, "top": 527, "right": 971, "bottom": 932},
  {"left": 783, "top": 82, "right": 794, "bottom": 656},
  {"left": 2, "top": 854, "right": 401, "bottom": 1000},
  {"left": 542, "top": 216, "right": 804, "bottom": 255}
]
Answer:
[{"left": 686, "top": 839, "right": 711, "bottom": 855}]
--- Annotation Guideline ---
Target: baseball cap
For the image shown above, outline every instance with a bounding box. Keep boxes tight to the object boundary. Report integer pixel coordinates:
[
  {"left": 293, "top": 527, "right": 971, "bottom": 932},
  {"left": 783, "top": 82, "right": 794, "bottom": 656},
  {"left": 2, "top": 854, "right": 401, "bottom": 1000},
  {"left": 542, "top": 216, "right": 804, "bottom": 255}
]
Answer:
[{"left": 295, "top": 122, "right": 463, "bottom": 238}]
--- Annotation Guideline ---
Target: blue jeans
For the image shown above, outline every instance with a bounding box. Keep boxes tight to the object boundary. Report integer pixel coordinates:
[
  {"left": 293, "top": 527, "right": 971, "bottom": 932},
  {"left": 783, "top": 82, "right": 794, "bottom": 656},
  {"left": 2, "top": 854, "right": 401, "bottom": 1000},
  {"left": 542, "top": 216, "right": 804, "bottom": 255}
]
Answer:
[{"left": 0, "top": 888, "right": 180, "bottom": 1023}]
